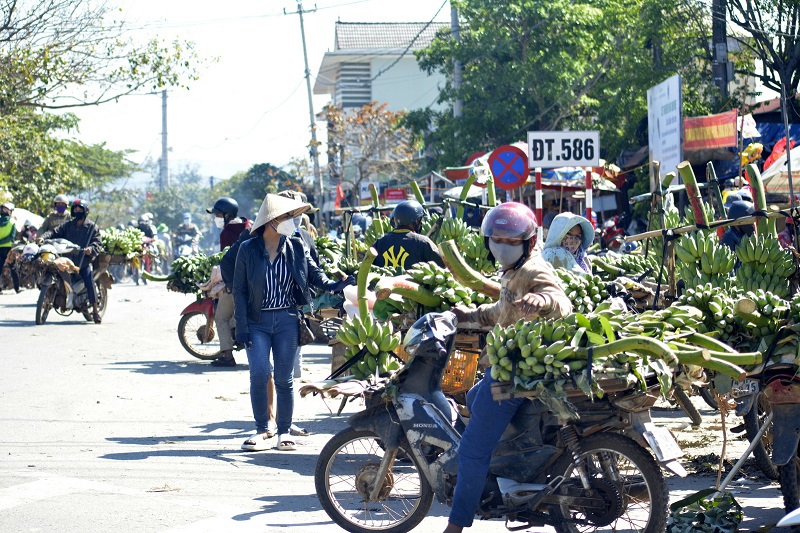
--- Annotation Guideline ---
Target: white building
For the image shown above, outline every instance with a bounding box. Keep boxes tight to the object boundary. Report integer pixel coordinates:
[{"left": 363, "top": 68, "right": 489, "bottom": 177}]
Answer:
[{"left": 313, "top": 21, "right": 448, "bottom": 111}]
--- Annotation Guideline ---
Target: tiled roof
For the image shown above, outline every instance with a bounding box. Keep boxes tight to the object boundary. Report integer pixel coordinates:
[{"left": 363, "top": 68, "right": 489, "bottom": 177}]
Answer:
[{"left": 334, "top": 21, "right": 449, "bottom": 51}]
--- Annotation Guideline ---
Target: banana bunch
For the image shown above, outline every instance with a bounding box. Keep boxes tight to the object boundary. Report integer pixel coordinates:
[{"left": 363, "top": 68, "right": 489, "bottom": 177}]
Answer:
[
  {"left": 612, "top": 304, "right": 707, "bottom": 337},
  {"left": 100, "top": 227, "right": 145, "bottom": 257},
  {"left": 735, "top": 289, "right": 786, "bottom": 337},
  {"left": 486, "top": 317, "right": 580, "bottom": 382},
  {"left": 336, "top": 314, "right": 403, "bottom": 380},
  {"left": 593, "top": 252, "right": 658, "bottom": 283},
  {"left": 735, "top": 234, "right": 795, "bottom": 297},
  {"left": 676, "top": 283, "right": 737, "bottom": 339},
  {"left": 420, "top": 214, "right": 441, "bottom": 237},
  {"left": 407, "top": 261, "right": 482, "bottom": 308},
  {"left": 675, "top": 231, "right": 736, "bottom": 275},
  {"left": 438, "top": 217, "right": 472, "bottom": 243},
  {"left": 459, "top": 232, "right": 494, "bottom": 274},
  {"left": 364, "top": 216, "right": 392, "bottom": 247},
  {"left": 167, "top": 250, "right": 225, "bottom": 295},
  {"left": 683, "top": 202, "right": 716, "bottom": 228},
  {"left": 553, "top": 268, "right": 607, "bottom": 314},
  {"left": 315, "top": 235, "right": 344, "bottom": 257}
]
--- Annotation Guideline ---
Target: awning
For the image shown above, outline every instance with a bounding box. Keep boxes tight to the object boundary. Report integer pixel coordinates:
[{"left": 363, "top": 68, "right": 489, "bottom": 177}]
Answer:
[
  {"left": 442, "top": 184, "right": 484, "bottom": 200},
  {"left": 762, "top": 172, "right": 800, "bottom": 197}
]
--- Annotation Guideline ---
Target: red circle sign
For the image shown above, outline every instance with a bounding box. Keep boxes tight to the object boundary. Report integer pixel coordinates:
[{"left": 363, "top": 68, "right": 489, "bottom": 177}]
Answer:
[{"left": 488, "top": 145, "right": 530, "bottom": 191}]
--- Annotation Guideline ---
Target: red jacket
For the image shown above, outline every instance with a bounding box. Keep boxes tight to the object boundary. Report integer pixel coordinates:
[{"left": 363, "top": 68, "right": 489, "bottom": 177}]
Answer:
[{"left": 219, "top": 218, "right": 251, "bottom": 250}]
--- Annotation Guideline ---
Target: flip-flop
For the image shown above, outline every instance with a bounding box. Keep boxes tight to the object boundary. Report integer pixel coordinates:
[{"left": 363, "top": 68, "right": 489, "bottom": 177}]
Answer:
[
  {"left": 276, "top": 434, "right": 296, "bottom": 451},
  {"left": 241, "top": 432, "right": 271, "bottom": 451},
  {"left": 289, "top": 424, "right": 309, "bottom": 437}
]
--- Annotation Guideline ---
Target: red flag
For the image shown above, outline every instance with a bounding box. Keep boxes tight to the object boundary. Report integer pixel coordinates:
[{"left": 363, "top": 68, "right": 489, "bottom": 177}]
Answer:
[{"left": 334, "top": 183, "right": 345, "bottom": 209}]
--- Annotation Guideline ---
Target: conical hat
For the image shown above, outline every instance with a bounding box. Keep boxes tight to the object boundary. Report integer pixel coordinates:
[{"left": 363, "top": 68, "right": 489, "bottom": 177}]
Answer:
[{"left": 251, "top": 193, "right": 310, "bottom": 234}]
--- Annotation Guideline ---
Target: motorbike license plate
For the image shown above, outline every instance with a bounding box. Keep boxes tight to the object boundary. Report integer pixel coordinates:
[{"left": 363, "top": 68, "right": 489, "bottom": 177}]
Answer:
[
  {"left": 731, "top": 379, "right": 759, "bottom": 399},
  {"left": 643, "top": 427, "right": 683, "bottom": 462}
]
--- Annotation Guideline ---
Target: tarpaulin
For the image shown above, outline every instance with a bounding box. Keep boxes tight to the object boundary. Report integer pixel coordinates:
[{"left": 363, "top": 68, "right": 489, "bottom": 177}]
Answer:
[{"left": 683, "top": 110, "right": 738, "bottom": 151}]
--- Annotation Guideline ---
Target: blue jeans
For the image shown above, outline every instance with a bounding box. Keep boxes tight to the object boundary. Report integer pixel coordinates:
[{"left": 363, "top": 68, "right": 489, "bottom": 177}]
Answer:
[
  {"left": 449, "top": 374, "right": 526, "bottom": 528},
  {"left": 245, "top": 309, "right": 298, "bottom": 435},
  {"left": 79, "top": 264, "right": 96, "bottom": 304}
]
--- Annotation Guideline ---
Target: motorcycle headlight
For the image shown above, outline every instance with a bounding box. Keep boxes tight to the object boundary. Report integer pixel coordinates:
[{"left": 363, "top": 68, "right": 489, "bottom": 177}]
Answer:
[{"left": 39, "top": 252, "right": 53, "bottom": 262}]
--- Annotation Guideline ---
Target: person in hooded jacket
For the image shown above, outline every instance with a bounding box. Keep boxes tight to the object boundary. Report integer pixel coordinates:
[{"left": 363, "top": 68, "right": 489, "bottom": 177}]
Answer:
[
  {"left": 540, "top": 212, "right": 594, "bottom": 276},
  {"left": 0, "top": 202, "right": 20, "bottom": 293},
  {"left": 234, "top": 194, "right": 353, "bottom": 452},
  {"left": 720, "top": 200, "right": 756, "bottom": 253},
  {"left": 207, "top": 197, "right": 252, "bottom": 367},
  {"left": 39, "top": 194, "right": 71, "bottom": 234}
]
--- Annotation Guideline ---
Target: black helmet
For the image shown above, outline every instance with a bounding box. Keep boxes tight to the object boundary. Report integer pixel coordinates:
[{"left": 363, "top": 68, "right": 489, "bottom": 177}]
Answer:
[
  {"left": 71, "top": 198, "right": 89, "bottom": 216},
  {"left": 207, "top": 197, "right": 239, "bottom": 220},
  {"left": 728, "top": 200, "right": 754, "bottom": 219},
  {"left": 391, "top": 200, "right": 425, "bottom": 230}
]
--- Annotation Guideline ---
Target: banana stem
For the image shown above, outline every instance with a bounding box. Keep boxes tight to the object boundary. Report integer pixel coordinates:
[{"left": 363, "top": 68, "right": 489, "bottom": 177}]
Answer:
[
  {"left": 457, "top": 172, "right": 478, "bottom": 220},
  {"left": 574, "top": 336, "right": 679, "bottom": 366},
  {"left": 486, "top": 174, "right": 497, "bottom": 207},
  {"left": 369, "top": 183, "right": 380, "bottom": 208},
  {"left": 357, "top": 248, "right": 378, "bottom": 318},
  {"left": 678, "top": 161, "right": 710, "bottom": 227},
  {"left": 410, "top": 181, "right": 426, "bottom": 205},
  {"left": 438, "top": 239, "right": 501, "bottom": 299},
  {"left": 733, "top": 299, "right": 772, "bottom": 327},
  {"left": 682, "top": 332, "right": 738, "bottom": 354},
  {"left": 744, "top": 163, "right": 774, "bottom": 236},
  {"left": 590, "top": 257, "right": 626, "bottom": 277}
]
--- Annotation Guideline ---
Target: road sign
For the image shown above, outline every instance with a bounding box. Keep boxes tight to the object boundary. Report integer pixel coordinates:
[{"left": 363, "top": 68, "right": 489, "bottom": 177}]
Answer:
[
  {"left": 527, "top": 131, "right": 600, "bottom": 168},
  {"left": 488, "top": 145, "right": 529, "bottom": 191}
]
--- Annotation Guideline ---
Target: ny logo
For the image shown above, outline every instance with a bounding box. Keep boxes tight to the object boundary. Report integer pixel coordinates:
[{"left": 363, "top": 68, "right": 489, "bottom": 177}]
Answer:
[{"left": 383, "top": 246, "right": 410, "bottom": 268}]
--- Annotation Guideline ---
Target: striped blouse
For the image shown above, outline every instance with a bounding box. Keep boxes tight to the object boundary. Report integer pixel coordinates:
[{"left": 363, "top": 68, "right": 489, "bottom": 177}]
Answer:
[{"left": 261, "top": 244, "right": 295, "bottom": 310}]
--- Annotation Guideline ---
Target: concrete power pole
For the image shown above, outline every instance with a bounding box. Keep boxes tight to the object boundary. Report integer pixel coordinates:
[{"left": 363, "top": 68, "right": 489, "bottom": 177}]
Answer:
[
  {"left": 160, "top": 90, "right": 170, "bottom": 190},
  {"left": 451, "top": 7, "right": 462, "bottom": 119},
  {"left": 712, "top": 0, "right": 729, "bottom": 102},
  {"left": 288, "top": 2, "right": 323, "bottom": 207}
]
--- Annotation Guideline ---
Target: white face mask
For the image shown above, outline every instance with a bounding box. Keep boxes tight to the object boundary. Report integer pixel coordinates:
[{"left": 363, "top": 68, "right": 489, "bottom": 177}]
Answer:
[
  {"left": 489, "top": 240, "right": 524, "bottom": 268},
  {"left": 293, "top": 216, "right": 302, "bottom": 229},
  {"left": 273, "top": 219, "right": 296, "bottom": 237},
  {"left": 214, "top": 217, "right": 225, "bottom": 229}
]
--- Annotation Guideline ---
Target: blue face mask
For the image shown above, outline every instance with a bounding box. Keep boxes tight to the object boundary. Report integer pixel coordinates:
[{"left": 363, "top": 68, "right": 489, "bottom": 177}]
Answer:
[{"left": 55, "top": 205, "right": 67, "bottom": 214}]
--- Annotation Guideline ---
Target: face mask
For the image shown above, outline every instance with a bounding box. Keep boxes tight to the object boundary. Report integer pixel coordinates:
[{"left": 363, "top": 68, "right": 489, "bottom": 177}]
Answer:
[
  {"left": 562, "top": 234, "right": 582, "bottom": 254},
  {"left": 272, "top": 219, "right": 296, "bottom": 237},
  {"left": 214, "top": 217, "right": 225, "bottom": 229},
  {"left": 72, "top": 211, "right": 86, "bottom": 221},
  {"left": 293, "top": 216, "right": 302, "bottom": 229},
  {"left": 0, "top": 215, "right": 9, "bottom": 225},
  {"left": 55, "top": 205, "right": 67, "bottom": 214},
  {"left": 489, "top": 240, "right": 524, "bottom": 268}
]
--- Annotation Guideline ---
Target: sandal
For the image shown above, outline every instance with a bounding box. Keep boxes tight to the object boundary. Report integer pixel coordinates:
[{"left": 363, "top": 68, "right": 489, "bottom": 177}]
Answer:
[
  {"left": 276, "top": 434, "right": 296, "bottom": 451},
  {"left": 289, "top": 424, "right": 310, "bottom": 437},
  {"left": 241, "top": 432, "right": 271, "bottom": 451}
]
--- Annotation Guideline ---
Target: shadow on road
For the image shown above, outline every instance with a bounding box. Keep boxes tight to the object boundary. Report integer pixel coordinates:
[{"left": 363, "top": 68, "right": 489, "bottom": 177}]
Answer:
[{"left": 106, "top": 360, "right": 252, "bottom": 374}]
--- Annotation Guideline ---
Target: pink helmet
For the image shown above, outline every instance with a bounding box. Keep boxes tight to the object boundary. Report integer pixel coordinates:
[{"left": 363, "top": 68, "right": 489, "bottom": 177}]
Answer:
[{"left": 480, "top": 202, "right": 538, "bottom": 240}]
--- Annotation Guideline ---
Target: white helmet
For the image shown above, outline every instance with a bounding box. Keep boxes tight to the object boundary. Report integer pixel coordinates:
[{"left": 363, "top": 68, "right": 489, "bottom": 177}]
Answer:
[{"left": 54, "top": 194, "right": 69, "bottom": 204}]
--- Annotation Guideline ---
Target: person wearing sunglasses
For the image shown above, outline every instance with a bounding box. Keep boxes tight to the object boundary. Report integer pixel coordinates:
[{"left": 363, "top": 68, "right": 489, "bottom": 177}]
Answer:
[{"left": 541, "top": 212, "right": 594, "bottom": 276}]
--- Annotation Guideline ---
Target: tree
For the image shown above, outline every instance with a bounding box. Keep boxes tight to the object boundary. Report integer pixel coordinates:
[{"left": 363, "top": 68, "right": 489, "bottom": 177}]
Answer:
[
  {"left": 407, "top": 0, "right": 728, "bottom": 169},
  {"left": 213, "top": 163, "right": 298, "bottom": 219},
  {"left": 141, "top": 164, "right": 215, "bottom": 232},
  {"left": 0, "top": 109, "right": 137, "bottom": 214},
  {"left": 326, "top": 102, "right": 420, "bottom": 196},
  {"left": 727, "top": 0, "right": 800, "bottom": 99},
  {"left": 0, "top": 0, "right": 203, "bottom": 110}
]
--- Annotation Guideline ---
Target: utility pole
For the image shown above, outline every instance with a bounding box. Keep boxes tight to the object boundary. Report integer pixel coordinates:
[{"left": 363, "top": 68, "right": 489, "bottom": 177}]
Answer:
[
  {"left": 711, "top": 0, "right": 730, "bottom": 102},
  {"left": 287, "top": 2, "right": 323, "bottom": 209},
  {"left": 160, "top": 90, "right": 170, "bottom": 190},
  {"left": 451, "top": 6, "right": 462, "bottom": 119}
]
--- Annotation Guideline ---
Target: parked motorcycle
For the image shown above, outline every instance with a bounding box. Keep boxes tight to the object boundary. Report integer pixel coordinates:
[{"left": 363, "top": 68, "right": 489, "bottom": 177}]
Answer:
[
  {"left": 34, "top": 239, "right": 112, "bottom": 325},
  {"left": 177, "top": 296, "right": 243, "bottom": 359},
  {"left": 315, "top": 311, "right": 683, "bottom": 533}
]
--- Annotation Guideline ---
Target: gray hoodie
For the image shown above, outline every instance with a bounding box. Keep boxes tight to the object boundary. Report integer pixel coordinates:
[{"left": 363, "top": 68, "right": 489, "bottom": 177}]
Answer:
[{"left": 540, "top": 212, "right": 594, "bottom": 276}]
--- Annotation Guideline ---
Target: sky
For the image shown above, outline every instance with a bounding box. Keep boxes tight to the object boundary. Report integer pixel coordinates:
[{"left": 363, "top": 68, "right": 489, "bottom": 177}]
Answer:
[{"left": 68, "top": 0, "right": 452, "bottom": 187}]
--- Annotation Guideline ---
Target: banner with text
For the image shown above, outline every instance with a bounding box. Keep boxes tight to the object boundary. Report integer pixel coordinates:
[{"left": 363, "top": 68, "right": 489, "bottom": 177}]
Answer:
[{"left": 683, "top": 110, "right": 738, "bottom": 151}]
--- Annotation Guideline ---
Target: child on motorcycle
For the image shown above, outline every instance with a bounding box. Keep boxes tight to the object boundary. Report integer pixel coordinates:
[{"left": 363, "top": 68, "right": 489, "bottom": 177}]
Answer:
[{"left": 447, "top": 202, "right": 573, "bottom": 533}]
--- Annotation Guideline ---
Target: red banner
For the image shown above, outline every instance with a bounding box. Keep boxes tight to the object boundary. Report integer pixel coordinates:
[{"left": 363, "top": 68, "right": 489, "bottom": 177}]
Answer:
[{"left": 683, "top": 110, "right": 738, "bottom": 151}]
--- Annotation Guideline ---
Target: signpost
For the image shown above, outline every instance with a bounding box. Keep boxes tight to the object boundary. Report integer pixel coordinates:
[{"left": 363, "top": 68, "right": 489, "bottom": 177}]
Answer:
[
  {"left": 488, "top": 145, "right": 530, "bottom": 191},
  {"left": 527, "top": 131, "right": 600, "bottom": 168},
  {"left": 647, "top": 74, "right": 682, "bottom": 186}
]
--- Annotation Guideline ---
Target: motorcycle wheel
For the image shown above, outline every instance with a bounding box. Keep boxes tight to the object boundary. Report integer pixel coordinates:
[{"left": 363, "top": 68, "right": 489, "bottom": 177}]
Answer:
[
  {"left": 35, "top": 284, "right": 57, "bottom": 325},
  {"left": 697, "top": 371, "right": 719, "bottom": 410},
  {"left": 315, "top": 427, "right": 433, "bottom": 533},
  {"left": 177, "top": 311, "right": 221, "bottom": 360},
  {"left": 743, "top": 391, "right": 779, "bottom": 480},
  {"left": 549, "top": 432, "right": 669, "bottom": 533},
  {"left": 95, "top": 281, "right": 108, "bottom": 317},
  {"left": 673, "top": 388, "right": 703, "bottom": 426},
  {"left": 780, "top": 455, "right": 800, "bottom": 513}
]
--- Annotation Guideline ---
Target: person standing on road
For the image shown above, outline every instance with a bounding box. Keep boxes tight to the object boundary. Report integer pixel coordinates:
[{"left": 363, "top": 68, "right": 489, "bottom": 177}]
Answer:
[
  {"left": 372, "top": 200, "right": 444, "bottom": 270},
  {"left": 0, "top": 202, "right": 20, "bottom": 294},
  {"left": 445, "top": 202, "right": 572, "bottom": 533},
  {"left": 38, "top": 199, "right": 103, "bottom": 323},
  {"left": 39, "top": 194, "right": 71, "bottom": 234},
  {"left": 206, "top": 197, "right": 251, "bottom": 367},
  {"left": 233, "top": 194, "right": 353, "bottom": 452}
]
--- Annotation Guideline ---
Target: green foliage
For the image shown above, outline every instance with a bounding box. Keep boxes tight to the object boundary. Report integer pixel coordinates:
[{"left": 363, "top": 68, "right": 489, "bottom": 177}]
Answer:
[
  {"left": 140, "top": 166, "right": 215, "bottom": 232},
  {"left": 410, "top": 0, "right": 726, "bottom": 170},
  {"left": 213, "top": 163, "right": 298, "bottom": 219}
]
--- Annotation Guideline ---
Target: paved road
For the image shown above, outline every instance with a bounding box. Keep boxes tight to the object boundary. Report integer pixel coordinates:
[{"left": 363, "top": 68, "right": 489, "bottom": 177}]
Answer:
[{"left": 0, "top": 281, "right": 792, "bottom": 532}]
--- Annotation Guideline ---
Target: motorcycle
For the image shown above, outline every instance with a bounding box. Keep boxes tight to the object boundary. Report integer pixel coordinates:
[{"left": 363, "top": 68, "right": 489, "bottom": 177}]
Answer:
[
  {"left": 177, "top": 296, "right": 243, "bottom": 359},
  {"left": 173, "top": 234, "right": 197, "bottom": 260},
  {"left": 34, "top": 239, "right": 112, "bottom": 325},
  {"left": 315, "top": 311, "right": 683, "bottom": 533}
]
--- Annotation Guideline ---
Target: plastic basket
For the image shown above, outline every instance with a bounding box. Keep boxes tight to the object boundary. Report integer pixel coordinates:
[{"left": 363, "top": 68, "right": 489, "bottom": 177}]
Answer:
[{"left": 441, "top": 350, "right": 480, "bottom": 394}]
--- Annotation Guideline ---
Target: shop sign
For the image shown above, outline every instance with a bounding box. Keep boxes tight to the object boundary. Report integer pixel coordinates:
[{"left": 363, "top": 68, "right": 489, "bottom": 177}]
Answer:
[{"left": 527, "top": 131, "right": 600, "bottom": 168}]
